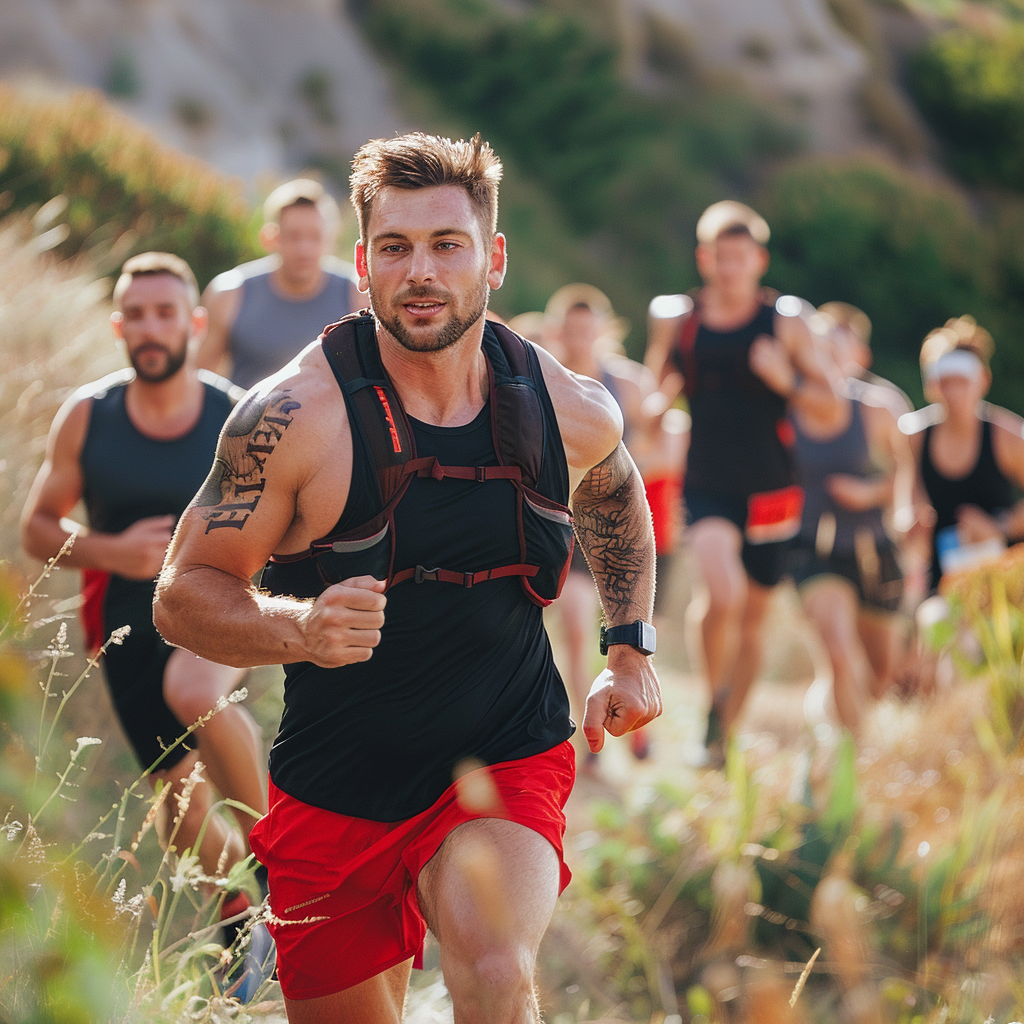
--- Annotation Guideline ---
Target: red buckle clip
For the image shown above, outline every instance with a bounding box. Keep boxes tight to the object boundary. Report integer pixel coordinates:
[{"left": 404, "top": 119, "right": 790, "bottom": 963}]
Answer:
[
  {"left": 463, "top": 572, "right": 475, "bottom": 588},
  {"left": 475, "top": 467, "right": 488, "bottom": 483}
]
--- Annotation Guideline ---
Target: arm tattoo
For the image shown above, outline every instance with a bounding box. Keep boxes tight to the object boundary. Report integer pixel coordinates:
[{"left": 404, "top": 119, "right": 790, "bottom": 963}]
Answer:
[
  {"left": 195, "top": 388, "right": 300, "bottom": 533},
  {"left": 571, "top": 442, "right": 656, "bottom": 623}
]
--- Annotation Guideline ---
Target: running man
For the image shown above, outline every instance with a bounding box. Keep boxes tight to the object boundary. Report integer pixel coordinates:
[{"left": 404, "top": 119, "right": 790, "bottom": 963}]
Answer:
[
  {"left": 20, "top": 253, "right": 270, "bottom": 993},
  {"left": 789, "top": 316, "right": 916, "bottom": 735},
  {"left": 901, "top": 317, "right": 1024, "bottom": 593},
  {"left": 198, "top": 179, "right": 361, "bottom": 389},
  {"left": 645, "top": 201, "right": 838, "bottom": 761},
  {"left": 155, "top": 132, "right": 661, "bottom": 1023}
]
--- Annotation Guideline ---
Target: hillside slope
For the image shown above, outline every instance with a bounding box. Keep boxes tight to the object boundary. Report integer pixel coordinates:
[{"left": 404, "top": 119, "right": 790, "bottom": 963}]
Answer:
[{"left": 0, "top": 0, "right": 882, "bottom": 187}]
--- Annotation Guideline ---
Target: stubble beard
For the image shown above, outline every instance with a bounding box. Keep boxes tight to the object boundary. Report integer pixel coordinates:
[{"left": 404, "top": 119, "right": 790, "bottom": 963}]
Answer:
[
  {"left": 371, "top": 276, "right": 489, "bottom": 354},
  {"left": 130, "top": 330, "right": 189, "bottom": 383}
]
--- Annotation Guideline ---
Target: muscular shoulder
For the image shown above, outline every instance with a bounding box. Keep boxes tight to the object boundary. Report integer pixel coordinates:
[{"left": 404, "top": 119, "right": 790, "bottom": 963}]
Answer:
[
  {"left": 226, "top": 346, "right": 346, "bottom": 461},
  {"left": 535, "top": 343, "right": 622, "bottom": 475}
]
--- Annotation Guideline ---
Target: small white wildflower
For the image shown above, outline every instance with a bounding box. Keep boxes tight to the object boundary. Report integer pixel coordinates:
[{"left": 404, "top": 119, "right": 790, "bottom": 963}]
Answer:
[
  {"left": 112, "top": 878, "right": 127, "bottom": 908},
  {"left": 108, "top": 625, "right": 131, "bottom": 645},
  {"left": 226, "top": 687, "right": 248, "bottom": 704},
  {"left": 73, "top": 736, "right": 102, "bottom": 755},
  {"left": 2, "top": 820, "right": 23, "bottom": 841}
]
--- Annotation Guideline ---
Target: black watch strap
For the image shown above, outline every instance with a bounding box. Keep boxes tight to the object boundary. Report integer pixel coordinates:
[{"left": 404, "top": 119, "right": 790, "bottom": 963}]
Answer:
[{"left": 600, "top": 621, "right": 656, "bottom": 656}]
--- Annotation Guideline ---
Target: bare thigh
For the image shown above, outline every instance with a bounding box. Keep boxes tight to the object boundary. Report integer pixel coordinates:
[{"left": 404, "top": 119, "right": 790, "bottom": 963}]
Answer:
[{"left": 282, "top": 959, "right": 414, "bottom": 1024}]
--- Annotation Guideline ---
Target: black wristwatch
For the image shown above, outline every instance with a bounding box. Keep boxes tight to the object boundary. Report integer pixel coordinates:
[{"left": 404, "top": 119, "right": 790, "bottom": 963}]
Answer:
[{"left": 600, "top": 621, "right": 656, "bottom": 657}]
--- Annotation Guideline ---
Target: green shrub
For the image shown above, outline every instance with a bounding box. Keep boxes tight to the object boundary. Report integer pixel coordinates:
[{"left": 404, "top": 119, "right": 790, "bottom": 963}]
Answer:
[
  {"left": 911, "top": 27, "right": 1024, "bottom": 190},
  {"left": 760, "top": 155, "right": 1005, "bottom": 404},
  {"left": 0, "top": 85, "right": 259, "bottom": 288}
]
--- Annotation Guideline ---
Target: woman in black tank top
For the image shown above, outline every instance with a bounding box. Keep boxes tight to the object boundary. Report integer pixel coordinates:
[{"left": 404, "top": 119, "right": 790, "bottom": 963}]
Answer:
[{"left": 903, "top": 319, "right": 1024, "bottom": 592}]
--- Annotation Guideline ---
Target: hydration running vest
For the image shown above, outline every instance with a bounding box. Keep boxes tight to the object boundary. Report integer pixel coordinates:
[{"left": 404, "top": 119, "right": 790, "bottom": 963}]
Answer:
[{"left": 267, "top": 312, "right": 576, "bottom": 606}]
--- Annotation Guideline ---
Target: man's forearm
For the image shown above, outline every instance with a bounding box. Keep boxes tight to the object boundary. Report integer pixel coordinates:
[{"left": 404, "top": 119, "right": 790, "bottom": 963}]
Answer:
[
  {"left": 154, "top": 564, "right": 311, "bottom": 668},
  {"left": 23, "top": 514, "right": 118, "bottom": 572},
  {"left": 571, "top": 444, "right": 656, "bottom": 625}
]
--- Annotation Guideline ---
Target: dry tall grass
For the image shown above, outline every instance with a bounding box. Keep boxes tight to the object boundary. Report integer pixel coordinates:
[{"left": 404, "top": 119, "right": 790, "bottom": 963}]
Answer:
[{"left": 0, "top": 213, "right": 124, "bottom": 569}]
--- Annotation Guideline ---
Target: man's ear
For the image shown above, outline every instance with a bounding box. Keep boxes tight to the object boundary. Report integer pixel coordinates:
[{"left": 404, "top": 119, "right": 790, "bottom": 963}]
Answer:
[
  {"left": 355, "top": 241, "right": 369, "bottom": 292},
  {"left": 110, "top": 310, "right": 123, "bottom": 340},
  {"left": 259, "top": 222, "right": 280, "bottom": 254},
  {"left": 488, "top": 233, "right": 507, "bottom": 291}
]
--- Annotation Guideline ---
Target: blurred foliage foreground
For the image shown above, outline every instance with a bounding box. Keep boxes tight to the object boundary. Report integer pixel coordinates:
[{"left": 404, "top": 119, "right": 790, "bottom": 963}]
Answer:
[
  {"left": 8, "top": 537, "right": 1024, "bottom": 1023},
  {"left": 0, "top": 551, "right": 271, "bottom": 1024},
  {"left": 538, "top": 546, "right": 1024, "bottom": 1024}
]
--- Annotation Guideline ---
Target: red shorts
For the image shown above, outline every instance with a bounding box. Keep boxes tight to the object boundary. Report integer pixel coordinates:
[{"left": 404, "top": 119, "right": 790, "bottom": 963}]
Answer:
[{"left": 249, "top": 741, "right": 576, "bottom": 1001}]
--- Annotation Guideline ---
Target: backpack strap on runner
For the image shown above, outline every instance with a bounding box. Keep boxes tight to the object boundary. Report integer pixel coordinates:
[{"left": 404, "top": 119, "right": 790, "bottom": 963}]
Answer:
[
  {"left": 483, "top": 320, "right": 546, "bottom": 488},
  {"left": 320, "top": 311, "right": 416, "bottom": 506}
]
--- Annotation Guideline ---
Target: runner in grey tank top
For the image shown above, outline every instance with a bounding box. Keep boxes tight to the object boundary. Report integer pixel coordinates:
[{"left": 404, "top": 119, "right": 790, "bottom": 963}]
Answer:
[
  {"left": 198, "top": 179, "right": 360, "bottom": 389},
  {"left": 219, "top": 255, "right": 357, "bottom": 388},
  {"left": 789, "top": 328, "right": 915, "bottom": 736}
]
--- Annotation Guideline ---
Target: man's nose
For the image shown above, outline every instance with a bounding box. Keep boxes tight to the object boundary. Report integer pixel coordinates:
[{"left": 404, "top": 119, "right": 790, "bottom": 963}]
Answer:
[{"left": 407, "top": 244, "right": 437, "bottom": 283}]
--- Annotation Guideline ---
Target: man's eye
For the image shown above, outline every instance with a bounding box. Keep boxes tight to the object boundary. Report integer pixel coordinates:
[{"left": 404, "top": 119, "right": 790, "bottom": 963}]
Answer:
[
  {"left": 381, "top": 244, "right": 404, "bottom": 253},
  {"left": 436, "top": 241, "right": 459, "bottom": 250}
]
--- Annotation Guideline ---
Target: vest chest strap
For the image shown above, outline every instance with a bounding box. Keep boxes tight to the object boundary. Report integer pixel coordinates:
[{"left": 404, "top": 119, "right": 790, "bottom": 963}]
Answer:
[
  {"left": 392, "top": 563, "right": 540, "bottom": 588},
  {"left": 403, "top": 457, "right": 522, "bottom": 483}
]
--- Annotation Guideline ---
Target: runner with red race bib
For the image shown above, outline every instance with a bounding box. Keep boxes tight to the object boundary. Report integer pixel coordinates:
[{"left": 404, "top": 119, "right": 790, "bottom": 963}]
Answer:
[{"left": 645, "top": 201, "right": 839, "bottom": 764}]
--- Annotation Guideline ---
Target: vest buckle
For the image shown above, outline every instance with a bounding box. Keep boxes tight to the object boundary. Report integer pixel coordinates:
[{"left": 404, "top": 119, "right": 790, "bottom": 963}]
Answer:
[{"left": 414, "top": 565, "right": 438, "bottom": 584}]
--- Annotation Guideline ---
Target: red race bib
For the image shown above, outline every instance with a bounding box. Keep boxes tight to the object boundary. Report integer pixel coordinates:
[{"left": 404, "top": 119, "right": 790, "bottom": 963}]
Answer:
[{"left": 745, "top": 485, "right": 804, "bottom": 545}]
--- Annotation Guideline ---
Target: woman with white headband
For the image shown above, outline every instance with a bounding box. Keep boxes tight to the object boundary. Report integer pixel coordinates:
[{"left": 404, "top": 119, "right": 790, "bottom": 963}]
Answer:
[{"left": 900, "top": 317, "right": 1024, "bottom": 592}]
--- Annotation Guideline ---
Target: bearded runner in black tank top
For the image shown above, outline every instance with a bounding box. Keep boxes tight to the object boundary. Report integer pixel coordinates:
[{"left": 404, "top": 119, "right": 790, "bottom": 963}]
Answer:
[
  {"left": 79, "top": 369, "right": 240, "bottom": 769},
  {"left": 261, "top": 352, "right": 573, "bottom": 822}
]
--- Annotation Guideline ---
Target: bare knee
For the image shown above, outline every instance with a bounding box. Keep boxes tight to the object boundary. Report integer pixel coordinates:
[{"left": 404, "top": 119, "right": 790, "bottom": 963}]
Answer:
[{"left": 445, "top": 944, "right": 535, "bottom": 1015}]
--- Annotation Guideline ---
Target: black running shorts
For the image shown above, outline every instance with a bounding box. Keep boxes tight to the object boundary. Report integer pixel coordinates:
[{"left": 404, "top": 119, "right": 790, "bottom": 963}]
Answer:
[
  {"left": 101, "top": 589, "right": 193, "bottom": 771},
  {"left": 684, "top": 488, "right": 792, "bottom": 589},
  {"left": 789, "top": 537, "right": 904, "bottom": 615}
]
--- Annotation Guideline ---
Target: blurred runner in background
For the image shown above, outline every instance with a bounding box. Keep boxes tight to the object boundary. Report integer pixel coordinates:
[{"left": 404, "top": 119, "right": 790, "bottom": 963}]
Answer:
[
  {"left": 901, "top": 317, "right": 1024, "bottom": 594},
  {"left": 546, "top": 283, "right": 680, "bottom": 763},
  {"left": 645, "top": 201, "right": 839, "bottom": 765},
  {"left": 199, "top": 178, "right": 361, "bottom": 389},
  {"left": 789, "top": 310, "right": 916, "bottom": 735},
  {"left": 21, "top": 252, "right": 271, "bottom": 999}
]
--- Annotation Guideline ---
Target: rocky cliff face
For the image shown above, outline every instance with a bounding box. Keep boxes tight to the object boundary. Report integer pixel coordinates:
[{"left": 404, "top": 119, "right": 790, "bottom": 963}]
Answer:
[{"left": 0, "top": 0, "right": 878, "bottom": 185}]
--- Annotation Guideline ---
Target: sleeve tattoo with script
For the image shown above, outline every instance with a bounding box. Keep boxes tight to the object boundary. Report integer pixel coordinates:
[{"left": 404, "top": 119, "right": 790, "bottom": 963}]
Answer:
[
  {"left": 194, "top": 389, "right": 300, "bottom": 533},
  {"left": 571, "top": 442, "right": 655, "bottom": 623}
]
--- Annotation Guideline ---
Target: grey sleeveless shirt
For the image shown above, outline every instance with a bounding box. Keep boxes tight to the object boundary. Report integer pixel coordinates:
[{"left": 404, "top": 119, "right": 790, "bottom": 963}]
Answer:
[
  {"left": 793, "top": 392, "right": 886, "bottom": 555},
  {"left": 222, "top": 256, "right": 357, "bottom": 388}
]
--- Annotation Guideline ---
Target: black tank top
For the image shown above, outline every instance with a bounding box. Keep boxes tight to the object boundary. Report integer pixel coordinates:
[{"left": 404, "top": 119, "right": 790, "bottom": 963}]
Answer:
[
  {"left": 262, "top": 384, "right": 574, "bottom": 822},
  {"left": 676, "top": 300, "right": 795, "bottom": 497},
  {"left": 80, "top": 370, "right": 239, "bottom": 607},
  {"left": 921, "top": 417, "right": 1015, "bottom": 590}
]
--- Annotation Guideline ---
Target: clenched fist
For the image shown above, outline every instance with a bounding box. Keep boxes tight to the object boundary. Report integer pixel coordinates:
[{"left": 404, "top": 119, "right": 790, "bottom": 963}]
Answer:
[
  {"left": 582, "top": 645, "right": 662, "bottom": 753},
  {"left": 300, "top": 575, "right": 387, "bottom": 668}
]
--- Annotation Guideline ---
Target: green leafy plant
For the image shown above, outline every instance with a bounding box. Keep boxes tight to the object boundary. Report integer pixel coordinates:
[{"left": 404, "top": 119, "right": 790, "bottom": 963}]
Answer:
[{"left": 0, "top": 85, "right": 260, "bottom": 289}]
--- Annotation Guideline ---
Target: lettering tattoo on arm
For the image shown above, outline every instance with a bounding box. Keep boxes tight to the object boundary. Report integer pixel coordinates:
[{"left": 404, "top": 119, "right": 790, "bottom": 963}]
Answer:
[
  {"left": 194, "top": 389, "right": 300, "bottom": 533},
  {"left": 571, "top": 442, "right": 656, "bottom": 623}
]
